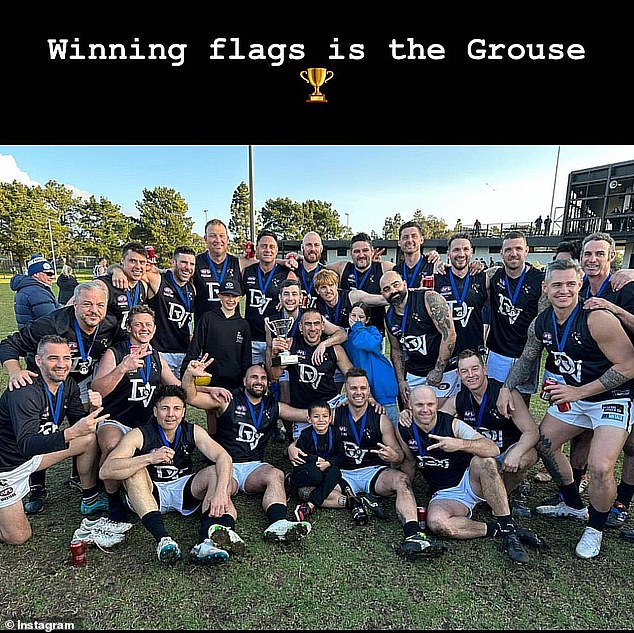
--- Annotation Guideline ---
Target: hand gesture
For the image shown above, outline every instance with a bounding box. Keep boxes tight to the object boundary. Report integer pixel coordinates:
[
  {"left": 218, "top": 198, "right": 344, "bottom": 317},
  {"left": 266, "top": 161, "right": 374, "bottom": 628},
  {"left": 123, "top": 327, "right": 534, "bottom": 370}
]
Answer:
[
  {"left": 8, "top": 369, "right": 39, "bottom": 391},
  {"left": 186, "top": 353, "right": 215, "bottom": 377}
]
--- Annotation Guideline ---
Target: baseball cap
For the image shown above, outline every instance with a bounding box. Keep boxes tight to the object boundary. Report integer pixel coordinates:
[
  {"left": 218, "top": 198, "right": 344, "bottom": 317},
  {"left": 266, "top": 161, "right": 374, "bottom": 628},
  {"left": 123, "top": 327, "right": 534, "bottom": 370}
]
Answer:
[
  {"left": 218, "top": 279, "right": 242, "bottom": 296},
  {"left": 28, "top": 256, "right": 54, "bottom": 277}
]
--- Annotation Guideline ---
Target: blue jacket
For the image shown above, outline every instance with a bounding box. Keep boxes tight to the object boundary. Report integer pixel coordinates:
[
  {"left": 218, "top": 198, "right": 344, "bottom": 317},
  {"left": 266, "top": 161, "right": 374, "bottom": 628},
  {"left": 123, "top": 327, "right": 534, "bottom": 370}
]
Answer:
[
  {"left": 10, "top": 275, "right": 60, "bottom": 329},
  {"left": 344, "top": 321, "right": 398, "bottom": 405}
]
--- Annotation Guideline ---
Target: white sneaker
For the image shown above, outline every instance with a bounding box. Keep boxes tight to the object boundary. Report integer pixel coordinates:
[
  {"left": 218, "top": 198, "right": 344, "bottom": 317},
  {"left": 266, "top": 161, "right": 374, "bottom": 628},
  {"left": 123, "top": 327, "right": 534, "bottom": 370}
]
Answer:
[
  {"left": 72, "top": 527, "right": 125, "bottom": 551},
  {"left": 156, "top": 536, "right": 181, "bottom": 564},
  {"left": 189, "top": 538, "right": 229, "bottom": 564},
  {"left": 208, "top": 524, "right": 246, "bottom": 555},
  {"left": 80, "top": 517, "right": 133, "bottom": 534},
  {"left": 264, "top": 519, "right": 311, "bottom": 543},
  {"left": 575, "top": 527, "right": 603, "bottom": 559},
  {"left": 535, "top": 501, "right": 589, "bottom": 521}
]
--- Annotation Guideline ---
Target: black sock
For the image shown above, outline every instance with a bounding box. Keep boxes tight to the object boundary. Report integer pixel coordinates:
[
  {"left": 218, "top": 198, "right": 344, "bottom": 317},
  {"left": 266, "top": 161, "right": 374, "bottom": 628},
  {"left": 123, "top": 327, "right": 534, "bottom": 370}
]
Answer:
[
  {"left": 616, "top": 481, "right": 634, "bottom": 507},
  {"left": 266, "top": 503, "right": 287, "bottom": 525},
  {"left": 30, "top": 470, "right": 46, "bottom": 490},
  {"left": 107, "top": 491, "right": 129, "bottom": 522},
  {"left": 82, "top": 486, "right": 100, "bottom": 501},
  {"left": 487, "top": 515, "right": 516, "bottom": 537},
  {"left": 141, "top": 511, "right": 168, "bottom": 542},
  {"left": 559, "top": 482, "right": 585, "bottom": 509},
  {"left": 215, "top": 513, "right": 236, "bottom": 530},
  {"left": 572, "top": 466, "right": 587, "bottom": 489},
  {"left": 403, "top": 520, "right": 420, "bottom": 538},
  {"left": 199, "top": 514, "right": 215, "bottom": 543},
  {"left": 588, "top": 504, "right": 609, "bottom": 532}
]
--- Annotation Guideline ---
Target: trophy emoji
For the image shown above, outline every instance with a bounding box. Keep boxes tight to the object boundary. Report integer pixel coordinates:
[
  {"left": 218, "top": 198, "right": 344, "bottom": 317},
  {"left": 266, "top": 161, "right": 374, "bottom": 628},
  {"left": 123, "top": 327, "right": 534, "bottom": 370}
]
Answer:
[
  {"left": 265, "top": 317, "right": 299, "bottom": 366},
  {"left": 300, "top": 68, "right": 334, "bottom": 103}
]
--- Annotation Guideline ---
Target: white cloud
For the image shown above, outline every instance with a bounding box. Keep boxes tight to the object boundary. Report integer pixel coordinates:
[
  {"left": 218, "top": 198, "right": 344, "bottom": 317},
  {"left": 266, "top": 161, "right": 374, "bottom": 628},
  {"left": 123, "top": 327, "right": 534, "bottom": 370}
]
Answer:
[{"left": 0, "top": 154, "right": 40, "bottom": 186}]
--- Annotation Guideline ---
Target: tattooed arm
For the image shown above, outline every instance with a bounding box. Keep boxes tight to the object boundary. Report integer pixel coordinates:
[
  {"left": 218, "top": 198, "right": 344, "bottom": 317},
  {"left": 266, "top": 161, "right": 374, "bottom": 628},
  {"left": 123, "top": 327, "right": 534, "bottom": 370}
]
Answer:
[
  {"left": 424, "top": 291, "right": 456, "bottom": 387},
  {"left": 496, "top": 317, "right": 543, "bottom": 416},
  {"left": 387, "top": 327, "right": 410, "bottom": 407}
]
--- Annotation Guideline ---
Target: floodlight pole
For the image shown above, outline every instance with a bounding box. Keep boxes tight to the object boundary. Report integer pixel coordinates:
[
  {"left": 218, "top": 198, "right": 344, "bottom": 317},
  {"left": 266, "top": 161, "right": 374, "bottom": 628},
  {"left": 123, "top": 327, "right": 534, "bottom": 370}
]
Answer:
[
  {"left": 47, "top": 218, "right": 58, "bottom": 276},
  {"left": 248, "top": 145, "right": 255, "bottom": 242}
]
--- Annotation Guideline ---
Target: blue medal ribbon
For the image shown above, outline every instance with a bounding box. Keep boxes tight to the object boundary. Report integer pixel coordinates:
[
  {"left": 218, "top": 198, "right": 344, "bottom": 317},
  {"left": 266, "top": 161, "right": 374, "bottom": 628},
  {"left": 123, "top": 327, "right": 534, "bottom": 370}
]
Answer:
[
  {"left": 169, "top": 271, "right": 191, "bottom": 312},
  {"left": 585, "top": 273, "right": 612, "bottom": 299},
  {"left": 43, "top": 382, "right": 64, "bottom": 430},
  {"left": 552, "top": 304, "right": 580, "bottom": 352},
  {"left": 504, "top": 265, "right": 528, "bottom": 307},
  {"left": 312, "top": 427, "right": 333, "bottom": 459},
  {"left": 125, "top": 283, "right": 141, "bottom": 309},
  {"left": 130, "top": 343, "right": 152, "bottom": 385},
  {"left": 300, "top": 265, "right": 316, "bottom": 296},
  {"left": 158, "top": 424, "right": 182, "bottom": 450},
  {"left": 206, "top": 253, "right": 229, "bottom": 286},
  {"left": 325, "top": 296, "right": 342, "bottom": 326},
  {"left": 257, "top": 263, "right": 278, "bottom": 297},
  {"left": 353, "top": 266, "right": 372, "bottom": 291},
  {"left": 449, "top": 269, "right": 471, "bottom": 306},
  {"left": 348, "top": 410, "right": 368, "bottom": 447},
  {"left": 245, "top": 397, "right": 264, "bottom": 431},
  {"left": 411, "top": 421, "right": 433, "bottom": 459},
  {"left": 470, "top": 392, "right": 488, "bottom": 428},
  {"left": 73, "top": 317, "right": 100, "bottom": 364},
  {"left": 402, "top": 257, "right": 424, "bottom": 288},
  {"left": 285, "top": 310, "right": 301, "bottom": 338},
  {"left": 387, "top": 300, "right": 409, "bottom": 339}
]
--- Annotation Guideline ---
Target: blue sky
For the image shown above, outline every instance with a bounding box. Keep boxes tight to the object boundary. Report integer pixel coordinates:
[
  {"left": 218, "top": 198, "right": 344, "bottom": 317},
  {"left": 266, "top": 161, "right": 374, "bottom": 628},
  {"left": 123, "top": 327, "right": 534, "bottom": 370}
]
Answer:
[{"left": 2, "top": 145, "right": 634, "bottom": 236}]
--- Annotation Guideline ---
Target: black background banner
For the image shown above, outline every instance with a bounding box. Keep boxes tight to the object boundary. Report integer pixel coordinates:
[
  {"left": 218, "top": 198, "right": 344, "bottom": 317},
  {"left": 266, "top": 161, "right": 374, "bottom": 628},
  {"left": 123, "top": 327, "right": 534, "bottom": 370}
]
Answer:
[{"left": 1, "top": 11, "right": 629, "bottom": 144}]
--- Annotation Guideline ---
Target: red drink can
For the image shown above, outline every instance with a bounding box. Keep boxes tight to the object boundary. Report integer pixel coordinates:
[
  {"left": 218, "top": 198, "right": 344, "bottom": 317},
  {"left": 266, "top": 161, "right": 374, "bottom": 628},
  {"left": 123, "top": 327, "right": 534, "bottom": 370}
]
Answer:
[
  {"left": 70, "top": 539, "right": 86, "bottom": 567},
  {"left": 422, "top": 275, "right": 434, "bottom": 289},
  {"left": 417, "top": 506, "right": 427, "bottom": 530},
  {"left": 130, "top": 345, "right": 140, "bottom": 354},
  {"left": 540, "top": 378, "right": 558, "bottom": 401},
  {"left": 557, "top": 401, "right": 572, "bottom": 413},
  {"left": 145, "top": 245, "right": 156, "bottom": 261}
]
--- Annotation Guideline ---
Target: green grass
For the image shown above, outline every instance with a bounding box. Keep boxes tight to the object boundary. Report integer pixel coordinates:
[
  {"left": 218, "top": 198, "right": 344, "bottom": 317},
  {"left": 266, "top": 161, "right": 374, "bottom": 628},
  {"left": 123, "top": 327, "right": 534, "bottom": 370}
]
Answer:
[{"left": 0, "top": 279, "right": 632, "bottom": 630}]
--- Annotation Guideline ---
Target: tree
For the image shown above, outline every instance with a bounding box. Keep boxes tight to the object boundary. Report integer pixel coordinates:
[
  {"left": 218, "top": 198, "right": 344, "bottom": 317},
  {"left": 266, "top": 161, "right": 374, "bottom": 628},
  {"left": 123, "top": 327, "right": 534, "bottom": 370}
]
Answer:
[
  {"left": 131, "top": 187, "right": 200, "bottom": 266},
  {"left": 410, "top": 209, "right": 451, "bottom": 239},
  {"left": 382, "top": 212, "right": 404, "bottom": 239},
  {"left": 228, "top": 181, "right": 256, "bottom": 250}
]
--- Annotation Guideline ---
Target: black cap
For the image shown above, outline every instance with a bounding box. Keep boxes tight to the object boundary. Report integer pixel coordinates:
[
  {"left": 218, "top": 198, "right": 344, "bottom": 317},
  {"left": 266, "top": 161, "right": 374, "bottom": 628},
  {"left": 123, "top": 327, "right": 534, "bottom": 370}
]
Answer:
[{"left": 218, "top": 279, "right": 242, "bottom": 296}]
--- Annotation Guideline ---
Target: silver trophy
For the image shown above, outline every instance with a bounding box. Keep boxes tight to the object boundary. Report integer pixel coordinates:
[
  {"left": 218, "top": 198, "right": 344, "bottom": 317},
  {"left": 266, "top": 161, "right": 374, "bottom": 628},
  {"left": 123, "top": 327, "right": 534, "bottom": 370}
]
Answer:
[{"left": 265, "top": 317, "right": 299, "bottom": 366}]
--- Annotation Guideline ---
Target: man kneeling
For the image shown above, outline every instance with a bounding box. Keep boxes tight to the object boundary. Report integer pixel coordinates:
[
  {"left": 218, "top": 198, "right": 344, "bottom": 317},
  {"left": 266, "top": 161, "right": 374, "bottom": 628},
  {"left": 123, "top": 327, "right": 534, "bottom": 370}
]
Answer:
[{"left": 100, "top": 384, "right": 239, "bottom": 565}]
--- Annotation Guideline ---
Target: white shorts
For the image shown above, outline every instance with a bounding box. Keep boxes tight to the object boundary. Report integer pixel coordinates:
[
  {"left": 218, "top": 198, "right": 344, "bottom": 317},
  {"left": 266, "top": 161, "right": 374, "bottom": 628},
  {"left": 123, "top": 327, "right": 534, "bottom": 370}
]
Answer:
[
  {"left": 429, "top": 467, "right": 485, "bottom": 517},
  {"left": 97, "top": 419, "right": 133, "bottom": 435},
  {"left": 232, "top": 460, "right": 268, "bottom": 493},
  {"left": 406, "top": 369, "right": 461, "bottom": 398},
  {"left": 486, "top": 350, "right": 539, "bottom": 395},
  {"left": 127, "top": 474, "right": 199, "bottom": 516},
  {"left": 0, "top": 455, "right": 44, "bottom": 509},
  {"left": 251, "top": 341, "right": 267, "bottom": 365},
  {"left": 341, "top": 464, "right": 389, "bottom": 496},
  {"left": 548, "top": 397, "right": 633, "bottom": 432},
  {"left": 159, "top": 352, "right": 185, "bottom": 378}
]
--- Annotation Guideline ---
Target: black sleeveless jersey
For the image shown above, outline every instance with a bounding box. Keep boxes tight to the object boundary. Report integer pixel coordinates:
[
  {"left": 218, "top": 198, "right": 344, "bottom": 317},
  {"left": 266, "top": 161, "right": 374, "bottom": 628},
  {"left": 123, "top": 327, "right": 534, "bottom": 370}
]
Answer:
[
  {"left": 315, "top": 289, "right": 353, "bottom": 328},
  {"left": 148, "top": 271, "right": 194, "bottom": 354},
  {"left": 242, "top": 263, "right": 292, "bottom": 341},
  {"left": 534, "top": 301, "right": 631, "bottom": 402},
  {"left": 192, "top": 252, "right": 242, "bottom": 319},
  {"left": 298, "top": 262, "right": 325, "bottom": 309},
  {"left": 334, "top": 405, "right": 384, "bottom": 470},
  {"left": 339, "top": 261, "right": 386, "bottom": 333},
  {"left": 136, "top": 420, "right": 196, "bottom": 482},
  {"left": 98, "top": 274, "right": 148, "bottom": 329},
  {"left": 385, "top": 290, "right": 440, "bottom": 377},
  {"left": 435, "top": 270, "right": 487, "bottom": 356},
  {"left": 214, "top": 390, "right": 280, "bottom": 463},
  {"left": 488, "top": 265, "right": 544, "bottom": 358},
  {"left": 397, "top": 255, "right": 434, "bottom": 289},
  {"left": 398, "top": 411, "right": 473, "bottom": 494},
  {"left": 580, "top": 276, "right": 634, "bottom": 344},
  {"left": 287, "top": 334, "right": 339, "bottom": 409},
  {"left": 101, "top": 341, "right": 163, "bottom": 427},
  {"left": 454, "top": 378, "right": 520, "bottom": 451}
]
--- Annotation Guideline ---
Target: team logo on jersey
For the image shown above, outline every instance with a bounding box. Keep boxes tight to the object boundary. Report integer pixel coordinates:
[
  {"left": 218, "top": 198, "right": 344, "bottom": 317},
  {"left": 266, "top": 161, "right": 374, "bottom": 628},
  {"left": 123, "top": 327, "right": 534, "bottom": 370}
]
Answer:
[
  {"left": 542, "top": 332, "right": 552, "bottom": 344},
  {"left": 129, "top": 379, "right": 157, "bottom": 407},
  {"left": 478, "top": 427, "right": 503, "bottom": 447},
  {"left": 117, "top": 295, "right": 128, "bottom": 305},
  {"left": 236, "top": 421, "right": 264, "bottom": 451},
  {"left": 236, "top": 331, "right": 243, "bottom": 343},
  {"left": 551, "top": 351, "right": 582, "bottom": 383},
  {"left": 200, "top": 268, "right": 211, "bottom": 276},
  {"left": 248, "top": 289, "right": 272, "bottom": 315},
  {"left": 446, "top": 300, "right": 474, "bottom": 327},
  {"left": 167, "top": 302, "right": 190, "bottom": 327},
  {"left": 416, "top": 454, "right": 450, "bottom": 469},
  {"left": 343, "top": 440, "right": 367, "bottom": 465},
  {"left": 153, "top": 464, "right": 183, "bottom": 481},
  {"left": 497, "top": 294, "right": 522, "bottom": 325},
  {"left": 401, "top": 334, "right": 427, "bottom": 355},
  {"left": 163, "top": 286, "right": 175, "bottom": 298},
  {"left": 298, "top": 363, "right": 325, "bottom": 389}
]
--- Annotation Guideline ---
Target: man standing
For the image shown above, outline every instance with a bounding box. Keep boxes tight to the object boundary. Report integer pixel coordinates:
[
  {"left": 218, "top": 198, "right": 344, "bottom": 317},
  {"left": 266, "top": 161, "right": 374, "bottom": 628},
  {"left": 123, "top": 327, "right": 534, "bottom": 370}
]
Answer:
[
  {"left": 99, "top": 384, "right": 237, "bottom": 564},
  {"left": 182, "top": 359, "right": 312, "bottom": 543},
  {"left": 11, "top": 255, "right": 59, "bottom": 330},
  {"left": 379, "top": 270, "right": 457, "bottom": 407},
  {"left": 395, "top": 385, "right": 540, "bottom": 563},
  {"left": 487, "top": 231, "right": 546, "bottom": 406},
  {"left": 146, "top": 246, "right": 197, "bottom": 377},
  {"left": 296, "top": 231, "right": 326, "bottom": 309},
  {"left": 0, "top": 335, "right": 109, "bottom": 545},
  {"left": 498, "top": 258, "right": 634, "bottom": 558},
  {"left": 314, "top": 269, "right": 354, "bottom": 329},
  {"left": 395, "top": 221, "right": 437, "bottom": 289}
]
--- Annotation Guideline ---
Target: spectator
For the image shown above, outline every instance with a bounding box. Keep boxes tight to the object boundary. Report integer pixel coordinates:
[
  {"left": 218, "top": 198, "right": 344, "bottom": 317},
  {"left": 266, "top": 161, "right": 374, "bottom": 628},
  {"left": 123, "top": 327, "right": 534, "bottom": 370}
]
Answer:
[
  {"left": 534, "top": 215, "right": 543, "bottom": 235},
  {"left": 93, "top": 257, "right": 108, "bottom": 279},
  {"left": 56, "top": 265, "right": 79, "bottom": 305},
  {"left": 543, "top": 216, "right": 552, "bottom": 236},
  {"left": 11, "top": 256, "right": 59, "bottom": 330},
  {"left": 473, "top": 218, "right": 482, "bottom": 237}
]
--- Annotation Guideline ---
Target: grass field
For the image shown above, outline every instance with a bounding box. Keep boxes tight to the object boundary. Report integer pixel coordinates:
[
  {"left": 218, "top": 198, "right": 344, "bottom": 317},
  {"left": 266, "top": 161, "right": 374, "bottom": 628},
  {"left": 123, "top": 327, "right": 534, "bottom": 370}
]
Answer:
[{"left": 0, "top": 277, "right": 632, "bottom": 630}]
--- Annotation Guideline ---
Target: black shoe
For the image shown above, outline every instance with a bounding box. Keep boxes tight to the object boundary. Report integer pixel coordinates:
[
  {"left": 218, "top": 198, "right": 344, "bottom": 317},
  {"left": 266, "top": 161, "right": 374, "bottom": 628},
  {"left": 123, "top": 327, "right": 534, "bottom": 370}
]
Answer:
[
  {"left": 540, "top": 491, "right": 564, "bottom": 507},
  {"left": 515, "top": 526, "right": 548, "bottom": 551},
  {"left": 397, "top": 531, "right": 447, "bottom": 561},
  {"left": 349, "top": 497, "right": 368, "bottom": 525},
  {"left": 510, "top": 497, "right": 532, "bottom": 518},
  {"left": 24, "top": 485, "right": 48, "bottom": 515},
  {"left": 360, "top": 493, "right": 385, "bottom": 519},
  {"left": 67, "top": 475, "right": 82, "bottom": 492},
  {"left": 503, "top": 532, "right": 530, "bottom": 563},
  {"left": 283, "top": 472, "right": 294, "bottom": 496},
  {"left": 620, "top": 528, "right": 634, "bottom": 543}
]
